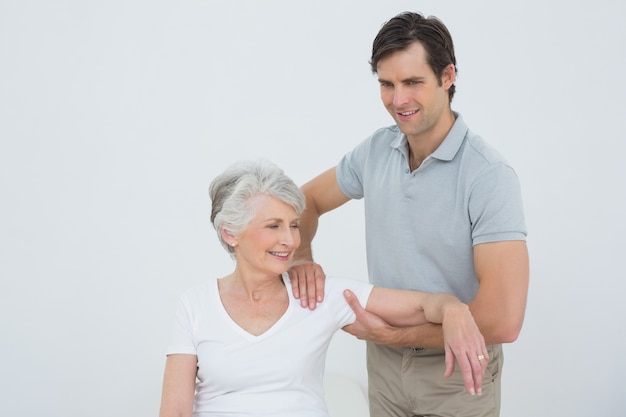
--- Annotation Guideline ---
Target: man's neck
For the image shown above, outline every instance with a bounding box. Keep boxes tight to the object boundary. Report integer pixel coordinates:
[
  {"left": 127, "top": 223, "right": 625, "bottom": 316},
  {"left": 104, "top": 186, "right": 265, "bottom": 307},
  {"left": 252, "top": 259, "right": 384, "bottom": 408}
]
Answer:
[{"left": 406, "top": 110, "right": 456, "bottom": 165}]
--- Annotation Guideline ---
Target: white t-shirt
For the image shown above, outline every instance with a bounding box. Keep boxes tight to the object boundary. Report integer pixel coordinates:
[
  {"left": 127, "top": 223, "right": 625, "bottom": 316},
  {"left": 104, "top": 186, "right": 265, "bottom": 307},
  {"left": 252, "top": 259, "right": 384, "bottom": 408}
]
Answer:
[{"left": 166, "top": 273, "right": 373, "bottom": 417}]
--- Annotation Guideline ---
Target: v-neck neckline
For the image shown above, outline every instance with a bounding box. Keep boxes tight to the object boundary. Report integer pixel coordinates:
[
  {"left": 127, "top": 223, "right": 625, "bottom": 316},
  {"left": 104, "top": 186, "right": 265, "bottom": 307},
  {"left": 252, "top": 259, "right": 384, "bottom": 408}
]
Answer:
[{"left": 214, "top": 273, "right": 294, "bottom": 340}]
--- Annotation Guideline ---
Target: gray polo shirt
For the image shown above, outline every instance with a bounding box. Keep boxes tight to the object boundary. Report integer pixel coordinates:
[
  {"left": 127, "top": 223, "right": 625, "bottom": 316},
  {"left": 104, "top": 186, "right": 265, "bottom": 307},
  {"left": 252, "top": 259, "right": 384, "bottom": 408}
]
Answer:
[{"left": 336, "top": 113, "right": 527, "bottom": 302}]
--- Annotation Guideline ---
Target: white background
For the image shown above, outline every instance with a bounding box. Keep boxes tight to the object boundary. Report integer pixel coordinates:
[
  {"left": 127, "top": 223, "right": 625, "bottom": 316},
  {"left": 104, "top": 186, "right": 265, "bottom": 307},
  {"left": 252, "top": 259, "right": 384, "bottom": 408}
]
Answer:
[{"left": 1, "top": 1, "right": 625, "bottom": 416}]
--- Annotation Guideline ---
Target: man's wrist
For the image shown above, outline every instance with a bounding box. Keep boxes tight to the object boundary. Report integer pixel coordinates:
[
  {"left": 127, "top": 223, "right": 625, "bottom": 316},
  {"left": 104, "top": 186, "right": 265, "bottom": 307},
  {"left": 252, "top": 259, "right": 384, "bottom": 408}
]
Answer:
[
  {"left": 375, "top": 325, "right": 409, "bottom": 348},
  {"left": 289, "top": 258, "right": 315, "bottom": 267},
  {"left": 293, "top": 247, "right": 314, "bottom": 263}
]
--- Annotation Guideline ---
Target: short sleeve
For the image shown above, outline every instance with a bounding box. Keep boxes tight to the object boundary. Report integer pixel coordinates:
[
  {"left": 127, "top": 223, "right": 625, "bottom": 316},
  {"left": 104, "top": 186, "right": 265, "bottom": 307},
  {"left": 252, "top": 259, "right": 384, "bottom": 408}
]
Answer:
[
  {"left": 336, "top": 139, "right": 370, "bottom": 200},
  {"left": 324, "top": 277, "right": 374, "bottom": 328},
  {"left": 469, "top": 162, "right": 527, "bottom": 245},
  {"left": 165, "top": 293, "right": 197, "bottom": 355}
]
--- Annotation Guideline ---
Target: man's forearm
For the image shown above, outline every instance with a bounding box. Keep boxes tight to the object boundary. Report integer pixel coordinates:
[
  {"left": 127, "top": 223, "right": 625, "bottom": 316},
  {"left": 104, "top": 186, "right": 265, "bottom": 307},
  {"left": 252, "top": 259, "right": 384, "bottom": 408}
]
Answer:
[
  {"left": 293, "top": 206, "right": 319, "bottom": 262},
  {"left": 372, "top": 322, "right": 445, "bottom": 349}
]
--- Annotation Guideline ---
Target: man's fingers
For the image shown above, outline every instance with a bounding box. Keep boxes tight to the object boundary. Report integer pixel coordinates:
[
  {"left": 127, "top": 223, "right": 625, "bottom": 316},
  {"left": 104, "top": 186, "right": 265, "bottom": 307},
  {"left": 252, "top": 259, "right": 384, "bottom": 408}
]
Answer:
[
  {"left": 287, "top": 262, "right": 326, "bottom": 309},
  {"left": 306, "top": 265, "right": 324, "bottom": 309},
  {"left": 295, "top": 269, "right": 310, "bottom": 308},
  {"left": 314, "top": 266, "right": 325, "bottom": 303},
  {"left": 289, "top": 268, "right": 301, "bottom": 299},
  {"left": 343, "top": 289, "right": 364, "bottom": 314}
]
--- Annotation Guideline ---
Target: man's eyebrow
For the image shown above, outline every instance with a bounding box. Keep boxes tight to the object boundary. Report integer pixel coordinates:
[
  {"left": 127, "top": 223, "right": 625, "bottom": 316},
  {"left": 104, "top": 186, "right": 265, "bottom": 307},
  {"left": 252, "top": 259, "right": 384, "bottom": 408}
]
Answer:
[{"left": 377, "top": 76, "right": 425, "bottom": 84}]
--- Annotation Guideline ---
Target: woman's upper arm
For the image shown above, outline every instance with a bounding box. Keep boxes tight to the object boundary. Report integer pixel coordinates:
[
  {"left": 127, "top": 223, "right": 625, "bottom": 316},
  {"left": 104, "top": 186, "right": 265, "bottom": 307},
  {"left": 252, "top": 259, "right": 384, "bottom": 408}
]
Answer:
[
  {"left": 365, "top": 287, "right": 429, "bottom": 327},
  {"left": 159, "top": 354, "right": 197, "bottom": 417}
]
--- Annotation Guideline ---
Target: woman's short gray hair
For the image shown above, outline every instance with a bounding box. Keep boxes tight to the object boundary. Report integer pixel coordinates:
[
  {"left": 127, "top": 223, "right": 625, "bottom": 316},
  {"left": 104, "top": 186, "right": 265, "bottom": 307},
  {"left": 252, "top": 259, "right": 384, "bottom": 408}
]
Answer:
[{"left": 209, "top": 159, "right": 305, "bottom": 256}]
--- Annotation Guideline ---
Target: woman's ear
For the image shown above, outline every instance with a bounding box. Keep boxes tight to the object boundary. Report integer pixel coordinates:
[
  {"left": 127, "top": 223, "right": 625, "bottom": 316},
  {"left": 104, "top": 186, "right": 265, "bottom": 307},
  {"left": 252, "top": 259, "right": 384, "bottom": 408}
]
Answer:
[{"left": 221, "top": 227, "right": 237, "bottom": 247}]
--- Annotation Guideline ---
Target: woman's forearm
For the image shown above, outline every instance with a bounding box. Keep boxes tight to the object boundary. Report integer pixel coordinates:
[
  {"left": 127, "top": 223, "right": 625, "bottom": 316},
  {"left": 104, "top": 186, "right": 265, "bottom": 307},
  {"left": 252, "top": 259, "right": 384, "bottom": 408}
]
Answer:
[{"left": 422, "top": 293, "right": 469, "bottom": 324}]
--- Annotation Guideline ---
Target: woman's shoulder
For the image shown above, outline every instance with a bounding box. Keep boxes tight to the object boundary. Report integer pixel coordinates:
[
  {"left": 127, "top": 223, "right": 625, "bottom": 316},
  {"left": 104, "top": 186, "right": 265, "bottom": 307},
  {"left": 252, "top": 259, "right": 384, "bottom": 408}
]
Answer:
[
  {"left": 287, "top": 274, "right": 372, "bottom": 302},
  {"left": 282, "top": 273, "right": 373, "bottom": 306},
  {"left": 325, "top": 276, "right": 372, "bottom": 299},
  {"left": 178, "top": 278, "right": 219, "bottom": 302}
]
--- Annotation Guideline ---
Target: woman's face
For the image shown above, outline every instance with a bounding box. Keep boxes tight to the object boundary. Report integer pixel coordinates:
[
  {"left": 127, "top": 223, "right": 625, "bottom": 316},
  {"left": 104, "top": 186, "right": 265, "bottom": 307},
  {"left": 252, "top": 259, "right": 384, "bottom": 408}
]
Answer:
[{"left": 234, "top": 195, "right": 301, "bottom": 277}]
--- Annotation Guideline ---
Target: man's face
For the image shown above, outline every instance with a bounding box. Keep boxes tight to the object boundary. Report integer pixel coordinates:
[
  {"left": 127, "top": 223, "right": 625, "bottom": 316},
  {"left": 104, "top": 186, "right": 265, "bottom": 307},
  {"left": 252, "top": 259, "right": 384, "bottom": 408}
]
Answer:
[{"left": 377, "top": 42, "right": 454, "bottom": 142}]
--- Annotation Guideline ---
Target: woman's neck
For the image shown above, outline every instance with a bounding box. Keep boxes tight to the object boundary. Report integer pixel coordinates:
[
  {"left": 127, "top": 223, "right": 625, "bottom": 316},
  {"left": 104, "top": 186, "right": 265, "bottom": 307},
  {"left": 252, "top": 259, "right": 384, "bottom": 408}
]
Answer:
[{"left": 220, "top": 270, "right": 285, "bottom": 303}]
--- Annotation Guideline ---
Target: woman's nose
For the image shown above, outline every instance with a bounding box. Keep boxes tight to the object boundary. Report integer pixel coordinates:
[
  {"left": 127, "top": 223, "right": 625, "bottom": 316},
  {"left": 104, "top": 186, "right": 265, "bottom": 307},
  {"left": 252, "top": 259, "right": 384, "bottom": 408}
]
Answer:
[{"left": 281, "top": 228, "right": 299, "bottom": 247}]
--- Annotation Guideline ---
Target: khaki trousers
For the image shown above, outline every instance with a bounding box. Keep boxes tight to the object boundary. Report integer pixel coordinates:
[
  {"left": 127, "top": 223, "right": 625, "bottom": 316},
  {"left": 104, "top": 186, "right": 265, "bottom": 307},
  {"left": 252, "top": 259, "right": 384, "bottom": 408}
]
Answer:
[{"left": 367, "top": 343, "right": 503, "bottom": 417}]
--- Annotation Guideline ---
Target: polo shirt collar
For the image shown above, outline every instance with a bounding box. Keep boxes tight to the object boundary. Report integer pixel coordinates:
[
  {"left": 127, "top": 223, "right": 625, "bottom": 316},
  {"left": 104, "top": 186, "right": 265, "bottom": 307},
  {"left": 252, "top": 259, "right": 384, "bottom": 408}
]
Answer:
[
  {"left": 390, "top": 112, "right": 469, "bottom": 162},
  {"left": 434, "top": 112, "right": 468, "bottom": 162}
]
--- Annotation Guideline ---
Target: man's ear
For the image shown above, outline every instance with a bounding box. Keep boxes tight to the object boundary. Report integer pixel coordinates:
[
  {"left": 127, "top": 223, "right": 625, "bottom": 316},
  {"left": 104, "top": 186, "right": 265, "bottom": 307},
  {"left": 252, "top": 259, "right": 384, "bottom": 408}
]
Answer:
[{"left": 441, "top": 63, "right": 456, "bottom": 89}]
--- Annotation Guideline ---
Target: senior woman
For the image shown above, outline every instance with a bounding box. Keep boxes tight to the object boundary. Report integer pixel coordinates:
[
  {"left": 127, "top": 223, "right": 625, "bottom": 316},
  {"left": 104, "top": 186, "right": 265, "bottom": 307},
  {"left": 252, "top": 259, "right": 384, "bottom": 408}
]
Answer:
[{"left": 159, "top": 160, "right": 488, "bottom": 417}]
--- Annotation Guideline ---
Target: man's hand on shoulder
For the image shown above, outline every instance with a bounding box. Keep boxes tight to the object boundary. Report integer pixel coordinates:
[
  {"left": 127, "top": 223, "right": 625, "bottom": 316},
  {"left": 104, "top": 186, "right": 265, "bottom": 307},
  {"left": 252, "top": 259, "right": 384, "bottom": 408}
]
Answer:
[{"left": 288, "top": 261, "right": 326, "bottom": 310}]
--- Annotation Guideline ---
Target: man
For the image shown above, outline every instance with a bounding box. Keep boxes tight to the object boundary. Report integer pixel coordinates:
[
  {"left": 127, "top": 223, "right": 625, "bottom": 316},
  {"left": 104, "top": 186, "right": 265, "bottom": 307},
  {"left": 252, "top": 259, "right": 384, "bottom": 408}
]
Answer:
[{"left": 289, "top": 11, "right": 529, "bottom": 417}]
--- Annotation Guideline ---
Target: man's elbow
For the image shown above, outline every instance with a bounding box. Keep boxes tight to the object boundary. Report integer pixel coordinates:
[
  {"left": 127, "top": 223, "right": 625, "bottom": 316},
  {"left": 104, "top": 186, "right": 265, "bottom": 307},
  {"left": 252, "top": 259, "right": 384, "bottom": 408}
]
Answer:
[
  {"left": 493, "top": 327, "right": 521, "bottom": 344},
  {"left": 485, "top": 318, "right": 524, "bottom": 344}
]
